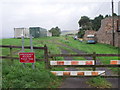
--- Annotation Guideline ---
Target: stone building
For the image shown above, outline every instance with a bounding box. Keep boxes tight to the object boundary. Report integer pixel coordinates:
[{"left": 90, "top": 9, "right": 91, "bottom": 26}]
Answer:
[
  {"left": 96, "top": 16, "right": 120, "bottom": 47},
  {"left": 83, "top": 30, "right": 97, "bottom": 40}
]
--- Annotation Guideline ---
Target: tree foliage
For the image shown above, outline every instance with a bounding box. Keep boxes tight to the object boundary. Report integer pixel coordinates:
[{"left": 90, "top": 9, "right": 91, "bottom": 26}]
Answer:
[
  {"left": 78, "top": 16, "right": 90, "bottom": 27},
  {"left": 78, "top": 16, "right": 93, "bottom": 30},
  {"left": 49, "top": 26, "right": 61, "bottom": 37},
  {"left": 92, "top": 14, "right": 104, "bottom": 31},
  {"left": 113, "top": 13, "right": 117, "bottom": 16},
  {"left": 77, "top": 13, "right": 118, "bottom": 38},
  {"left": 77, "top": 29, "right": 85, "bottom": 38}
]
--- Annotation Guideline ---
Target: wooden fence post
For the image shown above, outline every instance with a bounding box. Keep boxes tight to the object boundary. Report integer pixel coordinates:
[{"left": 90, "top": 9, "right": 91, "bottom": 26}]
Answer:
[
  {"left": 93, "top": 52, "right": 96, "bottom": 71},
  {"left": 44, "top": 44, "right": 50, "bottom": 69},
  {"left": 10, "top": 46, "right": 13, "bottom": 61}
]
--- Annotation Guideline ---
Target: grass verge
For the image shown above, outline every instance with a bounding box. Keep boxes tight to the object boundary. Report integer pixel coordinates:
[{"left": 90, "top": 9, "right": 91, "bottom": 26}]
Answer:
[
  {"left": 86, "top": 77, "right": 112, "bottom": 88},
  {"left": 2, "top": 60, "right": 63, "bottom": 88}
]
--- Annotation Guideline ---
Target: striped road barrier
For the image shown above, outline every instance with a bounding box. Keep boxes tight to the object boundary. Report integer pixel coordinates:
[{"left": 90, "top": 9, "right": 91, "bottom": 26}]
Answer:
[
  {"left": 51, "top": 71, "right": 105, "bottom": 76},
  {"left": 50, "top": 60, "right": 94, "bottom": 65},
  {"left": 110, "top": 60, "right": 120, "bottom": 65}
]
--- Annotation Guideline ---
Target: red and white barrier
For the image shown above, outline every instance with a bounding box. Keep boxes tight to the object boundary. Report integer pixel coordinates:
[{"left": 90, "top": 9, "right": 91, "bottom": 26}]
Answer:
[
  {"left": 110, "top": 60, "right": 120, "bottom": 65},
  {"left": 50, "top": 60, "right": 94, "bottom": 65},
  {"left": 51, "top": 71, "right": 105, "bottom": 76}
]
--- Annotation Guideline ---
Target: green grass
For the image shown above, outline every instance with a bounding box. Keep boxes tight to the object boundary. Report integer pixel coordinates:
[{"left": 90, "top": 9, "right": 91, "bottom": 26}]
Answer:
[
  {"left": 60, "top": 37, "right": 119, "bottom": 54},
  {"left": 0, "top": 57, "right": 2, "bottom": 89},
  {"left": 60, "top": 36, "right": 119, "bottom": 73},
  {"left": 1, "top": 37, "right": 65, "bottom": 88},
  {"left": 2, "top": 60, "right": 63, "bottom": 88},
  {"left": 86, "top": 77, "right": 112, "bottom": 88},
  {"left": 1, "top": 36, "right": 119, "bottom": 88}
]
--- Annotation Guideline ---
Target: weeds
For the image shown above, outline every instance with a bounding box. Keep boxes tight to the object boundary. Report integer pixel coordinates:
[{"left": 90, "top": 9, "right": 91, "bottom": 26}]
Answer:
[{"left": 86, "top": 77, "right": 112, "bottom": 88}]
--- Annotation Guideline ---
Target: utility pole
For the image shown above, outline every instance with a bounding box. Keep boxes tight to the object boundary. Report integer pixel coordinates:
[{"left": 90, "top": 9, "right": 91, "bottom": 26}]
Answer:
[{"left": 112, "top": 0, "right": 115, "bottom": 46}]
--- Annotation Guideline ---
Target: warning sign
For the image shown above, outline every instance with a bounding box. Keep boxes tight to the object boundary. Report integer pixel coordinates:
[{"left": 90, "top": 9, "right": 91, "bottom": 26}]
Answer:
[{"left": 19, "top": 52, "right": 35, "bottom": 63}]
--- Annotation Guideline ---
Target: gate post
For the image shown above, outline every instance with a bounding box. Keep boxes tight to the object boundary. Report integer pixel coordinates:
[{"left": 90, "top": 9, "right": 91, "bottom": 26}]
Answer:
[
  {"left": 10, "top": 45, "right": 13, "bottom": 61},
  {"left": 93, "top": 52, "right": 96, "bottom": 71},
  {"left": 44, "top": 44, "right": 50, "bottom": 69}
]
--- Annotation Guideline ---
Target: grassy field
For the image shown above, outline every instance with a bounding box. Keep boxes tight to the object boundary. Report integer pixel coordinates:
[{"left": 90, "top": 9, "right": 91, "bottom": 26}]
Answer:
[
  {"left": 1, "top": 37, "right": 65, "bottom": 88},
  {"left": 60, "top": 36, "right": 119, "bottom": 73},
  {"left": 1, "top": 36, "right": 119, "bottom": 88}
]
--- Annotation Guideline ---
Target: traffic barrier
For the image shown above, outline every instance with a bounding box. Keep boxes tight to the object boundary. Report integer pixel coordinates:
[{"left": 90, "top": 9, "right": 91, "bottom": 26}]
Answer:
[
  {"left": 50, "top": 60, "right": 94, "bottom": 65},
  {"left": 51, "top": 71, "right": 105, "bottom": 76},
  {"left": 110, "top": 60, "right": 120, "bottom": 65}
]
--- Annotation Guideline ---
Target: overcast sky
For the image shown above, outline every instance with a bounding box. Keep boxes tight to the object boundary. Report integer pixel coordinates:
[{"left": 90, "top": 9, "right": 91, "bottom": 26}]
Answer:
[{"left": 1, "top": 0, "right": 119, "bottom": 38}]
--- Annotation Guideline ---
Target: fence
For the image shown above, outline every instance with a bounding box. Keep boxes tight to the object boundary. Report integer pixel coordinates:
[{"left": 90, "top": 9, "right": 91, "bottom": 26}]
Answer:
[
  {"left": 49, "top": 52, "right": 120, "bottom": 78},
  {"left": 0, "top": 45, "right": 49, "bottom": 69},
  {"left": 48, "top": 53, "right": 120, "bottom": 68},
  {"left": 0, "top": 45, "right": 120, "bottom": 78}
]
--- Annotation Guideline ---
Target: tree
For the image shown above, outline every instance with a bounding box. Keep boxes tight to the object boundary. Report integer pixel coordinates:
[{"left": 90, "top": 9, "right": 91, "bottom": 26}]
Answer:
[
  {"left": 105, "top": 15, "right": 109, "bottom": 18},
  {"left": 78, "top": 16, "right": 92, "bottom": 38},
  {"left": 91, "top": 14, "right": 104, "bottom": 31},
  {"left": 105, "top": 13, "right": 117, "bottom": 18},
  {"left": 49, "top": 26, "right": 61, "bottom": 36},
  {"left": 113, "top": 13, "right": 117, "bottom": 16},
  {"left": 77, "top": 29, "right": 85, "bottom": 38},
  {"left": 78, "top": 16, "right": 94, "bottom": 38},
  {"left": 78, "top": 16, "right": 91, "bottom": 29},
  {"left": 77, "top": 14, "right": 113, "bottom": 38},
  {"left": 78, "top": 16, "right": 93, "bottom": 30}
]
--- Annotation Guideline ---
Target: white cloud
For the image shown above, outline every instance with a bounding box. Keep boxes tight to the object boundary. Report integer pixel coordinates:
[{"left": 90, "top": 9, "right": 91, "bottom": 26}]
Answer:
[
  {"left": 2, "top": 0, "right": 119, "bottom": 3},
  {"left": 1, "top": 0, "right": 119, "bottom": 38}
]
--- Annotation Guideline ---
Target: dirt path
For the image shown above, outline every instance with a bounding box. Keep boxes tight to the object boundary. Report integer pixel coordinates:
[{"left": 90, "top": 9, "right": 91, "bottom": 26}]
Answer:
[
  {"left": 56, "top": 42, "right": 119, "bottom": 88},
  {"left": 59, "top": 48, "right": 93, "bottom": 88}
]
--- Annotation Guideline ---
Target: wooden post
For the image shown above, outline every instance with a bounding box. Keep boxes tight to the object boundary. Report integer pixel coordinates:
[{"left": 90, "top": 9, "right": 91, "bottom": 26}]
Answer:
[
  {"left": 44, "top": 44, "right": 50, "bottom": 69},
  {"left": 93, "top": 52, "right": 96, "bottom": 71},
  {"left": 10, "top": 46, "right": 13, "bottom": 61}
]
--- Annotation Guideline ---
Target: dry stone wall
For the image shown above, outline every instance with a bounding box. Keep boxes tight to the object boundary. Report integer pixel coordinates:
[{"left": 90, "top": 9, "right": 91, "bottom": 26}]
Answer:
[{"left": 96, "top": 17, "right": 120, "bottom": 47}]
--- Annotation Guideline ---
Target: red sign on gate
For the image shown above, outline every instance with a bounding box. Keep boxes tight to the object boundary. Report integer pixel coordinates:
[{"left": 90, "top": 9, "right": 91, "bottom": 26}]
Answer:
[{"left": 19, "top": 52, "right": 35, "bottom": 63}]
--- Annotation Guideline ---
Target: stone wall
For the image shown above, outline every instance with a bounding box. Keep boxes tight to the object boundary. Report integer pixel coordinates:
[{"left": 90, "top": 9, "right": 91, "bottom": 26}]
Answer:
[{"left": 96, "top": 16, "right": 120, "bottom": 47}]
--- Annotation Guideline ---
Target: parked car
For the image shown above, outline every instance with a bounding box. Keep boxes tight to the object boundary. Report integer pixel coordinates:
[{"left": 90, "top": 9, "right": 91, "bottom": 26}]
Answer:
[
  {"left": 87, "top": 40, "right": 96, "bottom": 44},
  {"left": 86, "top": 34, "right": 97, "bottom": 44}
]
